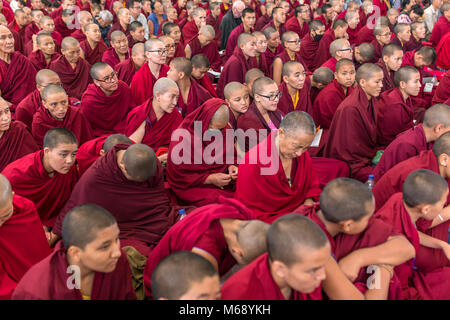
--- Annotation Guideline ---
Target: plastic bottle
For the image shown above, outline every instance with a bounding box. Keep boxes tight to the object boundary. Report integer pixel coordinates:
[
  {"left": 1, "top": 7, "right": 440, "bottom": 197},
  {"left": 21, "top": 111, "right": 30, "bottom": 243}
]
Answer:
[
  {"left": 365, "top": 174, "right": 375, "bottom": 190},
  {"left": 432, "top": 75, "right": 437, "bottom": 86},
  {"left": 178, "top": 208, "right": 186, "bottom": 220}
]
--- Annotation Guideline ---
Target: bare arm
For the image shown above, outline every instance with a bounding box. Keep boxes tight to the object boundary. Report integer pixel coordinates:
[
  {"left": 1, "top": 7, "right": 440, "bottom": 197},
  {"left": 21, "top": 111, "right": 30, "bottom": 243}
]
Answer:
[
  {"left": 418, "top": 231, "right": 450, "bottom": 262},
  {"left": 322, "top": 256, "right": 364, "bottom": 300},
  {"left": 185, "top": 44, "right": 192, "bottom": 59},
  {"left": 128, "top": 121, "right": 145, "bottom": 144},
  {"left": 429, "top": 205, "right": 450, "bottom": 228},
  {"left": 363, "top": 265, "right": 392, "bottom": 300},
  {"left": 272, "top": 57, "right": 283, "bottom": 86}
]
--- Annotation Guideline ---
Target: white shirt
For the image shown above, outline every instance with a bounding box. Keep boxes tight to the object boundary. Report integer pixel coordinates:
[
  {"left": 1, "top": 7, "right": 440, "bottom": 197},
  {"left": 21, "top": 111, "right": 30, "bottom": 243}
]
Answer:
[
  {"left": 130, "top": 13, "right": 149, "bottom": 40},
  {"left": 424, "top": 5, "right": 439, "bottom": 33}
]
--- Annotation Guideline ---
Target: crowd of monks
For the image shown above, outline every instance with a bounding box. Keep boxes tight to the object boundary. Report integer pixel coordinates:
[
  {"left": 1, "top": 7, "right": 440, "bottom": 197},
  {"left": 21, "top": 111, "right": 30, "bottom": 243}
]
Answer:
[{"left": 0, "top": 0, "right": 450, "bottom": 301}]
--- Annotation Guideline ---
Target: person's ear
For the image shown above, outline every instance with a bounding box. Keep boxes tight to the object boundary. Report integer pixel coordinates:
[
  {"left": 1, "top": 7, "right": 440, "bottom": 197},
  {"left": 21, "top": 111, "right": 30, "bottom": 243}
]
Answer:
[
  {"left": 271, "top": 260, "right": 288, "bottom": 279},
  {"left": 67, "top": 246, "right": 82, "bottom": 263},
  {"left": 338, "top": 220, "right": 353, "bottom": 233},
  {"left": 419, "top": 204, "right": 430, "bottom": 217},
  {"left": 439, "top": 153, "right": 449, "bottom": 167},
  {"left": 399, "top": 80, "right": 407, "bottom": 90},
  {"left": 230, "top": 245, "right": 245, "bottom": 262},
  {"left": 99, "top": 149, "right": 105, "bottom": 156},
  {"left": 179, "top": 71, "right": 185, "bottom": 80},
  {"left": 282, "top": 74, "right": 289, "bottom": 84}
]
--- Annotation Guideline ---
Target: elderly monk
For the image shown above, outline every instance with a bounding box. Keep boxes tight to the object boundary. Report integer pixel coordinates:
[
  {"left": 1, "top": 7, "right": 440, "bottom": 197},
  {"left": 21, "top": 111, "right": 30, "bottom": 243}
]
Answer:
[
  {"left": 191, "top": 53, "right": 218, "bottom": 98},
  {"left": 324, "top": 63, "right": 384, "bottom": 182},
  {"left": 224, "top": 82, "right": 250, "bottom": 130},
  {"left": 167, "top": 99, "right": 238, "bottom": 206},
  {"left": 108, "top": 8, "right": 131, "bottom": 41},
  {"left": 262, "top": 27, "right": 283, "bottom": 70},
  {"left": 222, "top": 214, "right": 329, "bottom": 300},
  {"left": 374, "top": 170, "right": 450, "bottom": 299},
  {"left": 225, "top": 8, "right": 256, "bottom": 60},
  {"left": 405, "top": 21, "right": 425, "bottom": 52},
  {"left": 0, "top": 174, "right": 51, "bottom": 299},
  {"left": 182, "top": 7, "right": 207, "bottom": 44},
  {"left": 185, "top": 25, "right": 221, "bottom": 72},
  {"left": 115, "top": 42, "right": 146, "bottom": 86},
  {"left": 285, "top": 4, "right": 310, "bottom": 39},
  {"left": 320, "top": 38, "right": 353, "bottom": 73},
  {"left": 313, "top": 19, "right": 348, "bottom": 70},
  {"left": 70, "top": 11, "right": 93, "bottom": 43},
  {"left": 81, "top": 62, "right": 135, "bottom": 137},
  {"left": 0, "top": 26, "right": 36, "bottom": 110},
  {"left": 143, "top": 197, "right": 270, "bottom": 299},
  {"left": 376, "top": 43, "right": 404, "bottom": 93},
  {"left": 54, "top": 7, "right": 77, "bottom": 39},
  {"left": 0, "top": 98, "right": 38, "bottom": 172},
  {"left": 217, "top": 33, "right": 258, "bottom": 99},
  {"left": 299, "top": 19, "right": 325, "bottom": 71},
  {"left": 28, "top": 32, "right": 60, "bottom": 71},
  {"left": 32, "top": 85, "right": 93, "bottom": 147},
  {"left": 371, "top": 23, "right": 392, "bottom": 63},
  {"left": 377, "top": 66, "right": 423, "bottom": 148},
  {"left": 166, "top": 57, "right": 212, "bottom": 117},
  {"left": 80, "top": 23, "right": 107, "bottom": 65},
  {"left": 102, "top": 30, "right": 130, "bottom": 68},
  {"left": 54, "top": 144, "right": 178, "bottom": 257},
  {"left": 12, "top": 204, "right": 136, "bottom": 300},
  {"left": 1, "top": 128, "right": 79, "bottom": 229},
  {"left": 374, "top": 104, "right": 450, "bottom": 181},
  {"left": 130, "top": 38, "right": 169, "bottom": 105},
  {"left": 49, "top": 36, "right": 91, "bottom": 100}
]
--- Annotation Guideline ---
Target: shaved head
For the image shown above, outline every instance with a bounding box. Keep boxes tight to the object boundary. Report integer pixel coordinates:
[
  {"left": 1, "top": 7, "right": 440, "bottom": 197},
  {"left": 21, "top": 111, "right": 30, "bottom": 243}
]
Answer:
[
  {"left": 122, "top": 144, "right": 157, "bottom": 182},
  {"left": 110, "top": 30, "right": 126, "bottom": 42},
  {"left": 153, "top": 77, "right": 179, "bottom": 95},
  {"left": 245, "top": 68, "right": 264, "bottom": 84},
  {"left": 145, "top": 38, "right": 163, "bottom": 52},
  {"left": 41, "top": 83, "right": 67, "bottom": 101},
  {"left": 236, "top": 220, "right": 270, "bottom": 264},
  {"left": 394, "top": 66, "right": 420, "bottom": 87},
  {"left": 423, "top": 104, "right": 450, "bottom": 129},
  {"left": 36, "top": 69, "right": 60, "bottom": 86},
  {"left": 171, "top": 57, "right": 192, "bottom": 78},
  {"left": 102, "top": 134, "right": 132, "bottom": 153},
  {"left": 403, "top": 169, "right": 449, "bottom": 208},
  {"left": 312, "top": 67, "right": 334, "bottom": 85},
  {"left": 89, "top": 61, "right": 111, "bottom": 80},
  {"left": 132, "top": 42, "right": 144, "bottom": 55},
  {"left": 61, "top": 36, "right": 79, "bottom": 50},
  {"left": 191, "top": 53, "right": 210, "bottom": 69},
  {"left": 237, "top": 32, "right": 255, "bottom": 47},
  {"left": 335, "top": 58, "right": 354, "bottom": 73},
  {"left": 252, "top": 76, "right": 276, "bottom": 97},
  {"left": 358, "top": 42, "right": 375, "bottom": 61},
  {"left": 433, "top": 131, "right": 450, "bottom": 159},
  {"left": 356, "top": 63, "right": 382, "bottom": 84},
  {"left": 210, "top": 104, "right": 230, "bottom": 124},
  {"left": 199, "top": 24, "right": 215, "bottom": 37},
  {"left": 280, "top": 110, "right": 316, "bottom": 137},
  {"left": 224, "top": 82, "right": 247, "bottom": 100},
  {"left": 43, "top": 128, "right": 78, "bottom": 150}
]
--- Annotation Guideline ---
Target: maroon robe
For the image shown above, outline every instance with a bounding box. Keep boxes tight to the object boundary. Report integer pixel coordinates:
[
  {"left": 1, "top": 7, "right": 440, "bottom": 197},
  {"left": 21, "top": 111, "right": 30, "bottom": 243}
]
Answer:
[
  {"left": 429, "top": 15, "right": 450, "bottom": 46},
  {"left": 278, "top": 79, "right": 313, "bottom": 115},
  {"left": 206, "top": 13, "right": 222, "bottom": 47},
  {"left": 370, "top": 39, "right": 384, "bottom": 63},
  {"left": 324, "top": 86, "right": 379, "bottom": 182},
  {"left": 176, "top": 79, "right": 213, "bottom": 117},
  {"left": 81, "top": 81, "right": 134, "bottom": 137},
  {"left": 390, "top": 36, "right": 408, "bottom": 53},
  {"left": 130, "top": 63, "right": 170, "bottom": 105},
  {"left": 7, "top": 20, "right": 26, "bottom": 53},
  {"left": 376, "top": 58, "right": 396, "bottom": 93},
  {"left": 225, "top": 24, "right": 253, "bottom": 59},
  {"left": 80, "top": 39, "right": 108, "bottom": 65},
  {"left": 75, "top": 134, "right": 108, "bottom": 176},
  {"left": 347, "top": 25, "right": 360, "bottom": 46},
  {"left": 275, "top": 50, "right": 310, "bottom": 74},
  {"left": 255, "top": 14, "right": 270, "bottom": 31},
  {"left": 70, "top": 29, "right": 86, "bottom": 43},
  {"left": 285, "top": 16, "right": 309, "bottom": 39},
  {"left": 28, "top": 50, "right": 61, "bottom": 71},
  {"left": 181, "top": 19, "right": 199, "bottom": 44},
  {"left": 262, "top": 20, "right": 287, "bottom": 35},
  {"left": 321, "top": 57, "right": 337, "bottom": 72},
  {"left": 53, "top": 15, "right": 73, "bottom": 39},
  {"left": 114, "top": 57, "right": 139, "bottom": 85},
  {"left": 194, "top": 75, "right": 218, "bottom": 98},
  {"left": 313, "top": 28, "right": 336, "bottom": 68},
  {"left": 299, "top": 33, "right": 320, "bottom": 71},
  {"left": 12, "top": 242, "right": 136, "bottom": 300},
  {"left": 1, "top": 150, "right": 79, "bottom": 227},
  {"left": 49, "top": 55, "right": 91, "bottom": 100},
  {"left": 405, "top": 36, "right": 423, "bottom": 52},
  {"left": 432, "top": 70, "right": 450, "bottom": 105},
  {"left": 0, "top": 121, "right": 39, "bottom": 172},
  {"left": 23, "top": 31, "right": 62, "bottom": 57},
  {"left": 435, "top": 32, "right": 450, "bottom": 70},
  {"left": 315, "top": 15, "right": 332, "bottom": 30},
  {"left": 0, "top": 195, "right": 51, "bottom": 300},
  {"left": 102, "top": 47, "right": 130, "bottom": 68},
  {"left": 143, "top": 197, "right": 256, "bottom": 299},
  {"left": 187, "top": 35, "right": 221, "bottom": 71},
  {"left": 174, "top": 41, "right": 186, "bottom": 58},
  {"left": 263, "top": 43, "right": 285, "bottom": 71},
  {"left": 23, "top": 21, "right": 39, "bottom": 44}
]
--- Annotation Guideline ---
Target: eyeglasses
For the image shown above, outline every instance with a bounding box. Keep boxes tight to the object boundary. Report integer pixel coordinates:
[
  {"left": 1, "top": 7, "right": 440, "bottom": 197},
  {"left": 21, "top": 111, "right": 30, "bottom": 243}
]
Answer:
[
  {"left": 148, "top": 49, "right": 168, "bottom": 55},
  {"left": 257, "top": 91, "right": 283, "bottom": 101},
  {"left": 338, "top": 47, "right": 353, "bottom": 52},
  {"left": 286, "top": 39, "right": 301, "bottom": 44},
  {"left": 381, "top": 32, "right": 392, "bottom": 37},
  {"left": 165, "top": 44, "right": 176, "bottom": 49},
  {"left": 96, "top": 71, "right": 118, "bottom": 83}
]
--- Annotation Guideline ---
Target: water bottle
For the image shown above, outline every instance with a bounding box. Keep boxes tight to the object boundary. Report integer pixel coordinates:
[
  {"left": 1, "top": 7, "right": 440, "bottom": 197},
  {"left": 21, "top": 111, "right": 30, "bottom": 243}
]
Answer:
[
  {"left": 178, "top": 208, "right": 186, "bottom": 220},
  {"left": 365, "top": 174, "right": 375, "bottom": 190},
  {"left": 431, "top": 75, "right": 437, "bottom": 86}
]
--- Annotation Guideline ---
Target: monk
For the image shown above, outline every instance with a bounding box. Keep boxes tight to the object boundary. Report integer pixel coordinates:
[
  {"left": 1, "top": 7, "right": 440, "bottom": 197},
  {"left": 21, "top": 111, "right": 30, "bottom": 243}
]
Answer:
[
  {"left": 12, "top": 204, "right": 136, "bottom": 300},
  {"left": 0, "top": 98, "right": 38, "bottom": 172},
  {"left": 182, "top": 7, "right": 207, "bottom": 44},
  {"left": 299, "top": 19, "right": 325, "bottom": 71},
  {"left": 225, "top": 8, "right": 255, "bottom": 60},
  {"left": 316, "top": 3, "right": 334, "bottom": 30},
  {"left": 374, "top": 170, "right": 450, "bottom": 299},
  {"left": 324, "top": 63, "right": 383, "bottom": 182},
  {"left": 371, "top": 23, "right": 392, "bottom": 63},
  {"left": 377, "top": 66, "right": 423, "bottom": 148},
  {"left": 313, "top": 19, "right": 348, "bottom": 69},
  {"left": 1, "top": 128, "right": 79, "bottom": 229},
  {"left": 126, "top": 78, "right": 182, "bottom": 164},
  {"left": 102, "top": 30, "right": 130, "bottom": 68},
  {"left": 80, "top": 23, "right": 108, "bottom": 65},
  {"left": 128, "top": 21, "right": 145, "bottom": 48},
  {"left": 221, "top": 214, "right": 329, "bottom": 300},
  {"left": 70, "top": 11, "right": 93, "bottom": 43},
  {"left": 166, "top": 57, "right": 212, "bottom": 117},
  {"left": 206, "top": 1, "right": 222, "bottom": 47},
  {"left": 38, "top": 15, "right": 62, "bottom": 48},
  {"left": 159, "top": 35, "right": 176, "bottom": 65},
  {"left": 0, "top": 174, "right": 51, "bottom": 299},
  {"left": 262, "top": 6, "right": 286, "bottom": 35},
  {"left": 8, "top": 9, "right": 29, "bottom": 52},
  {"left": 433, "top": 70, "right": 450, "bottom": 105},
  {"left": 191, "top": 53, "right": 218, "bottom": 98},
  {"left": 76, "top": 134, "right": 132, "bottom": 176},
  {"left": 255, "top": 2, "right": 274, "bottom": 31},
  {"left": 107, "top": 8, "right": 131, "bottom": 41},
  {"left": 344, "top": 9, "right": 360, "bottom": 46},
  {"left": 285, "top": 4, "right": 310, "bottom": 39},
  {"left": 130, "top": 38, "right": 169, "bottom": 105},
  {"left": 320, "top": 38, "right": 353, "bottom": 73},
  {"left": 151, "top": 251, "right": 221, "bottom": 300},
  {"left": 28, "top": 31, "right": 60, "bottom": 71},
  {"left": 0, "top": 26, "right": 37, "bottom": 110},
  {"left": 353, "top": 43, "right": 375, "bottom": 70},
  {"left": 166, "top": 99, "right": 238, "bottom": 206},
  {"left": 374, "top": 104, "right": 450, "bottom": 181},
  {"left": 405, "top": 21, "right": 425, "bottom": 52},
  {"left": 390, "top": 23, "right": 411, "bottom": 53},
  {"left": 54, "top": 8, "right": 76, "bottom": 39},
  {"left": 161, "top": 22, "right": 185, "bottom": 59},
  {"left": 429, "top": 3, "right": 450, "bottom": 46},
  {"left": 185, "top": 25, "right": 221, "bottom": 72},
  {"left": 32, "top": 84, "right": 93, "bottom": 147},
  {"left": 114, "top": 42, "right": 146, "bottom": 85},
  {"left": 143, "top": 197, "right": 269, "bottom": 299},
  {"left": 224, "top": 82, "right": 250, "bottom": 130},
  {"left": 376, "top": 43, "right": 404, "bottom": 93},
  {"left": 23, "top": 9, "right": 43, "bottom": 45},
  {"left": 81, "top": 62, "right": 135, "bottom": 137},
  {"left": 435, "top": 32, "right": 450, "bottom": 71},
  {"left": 49, "top": 36, "right": 91, "bottom": 100},
  {"left": 262, "top": 27, "right": 283, "bottom": 70},
  {"left": 217, "top": 33, "right": 257, "bottom": 99}
]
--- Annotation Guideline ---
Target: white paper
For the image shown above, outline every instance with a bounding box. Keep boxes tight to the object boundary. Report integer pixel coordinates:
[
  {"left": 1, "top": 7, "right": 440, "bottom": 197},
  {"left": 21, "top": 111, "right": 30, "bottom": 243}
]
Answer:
[{"left": 310, "top": 129, "right": 322, "bottom": 147}]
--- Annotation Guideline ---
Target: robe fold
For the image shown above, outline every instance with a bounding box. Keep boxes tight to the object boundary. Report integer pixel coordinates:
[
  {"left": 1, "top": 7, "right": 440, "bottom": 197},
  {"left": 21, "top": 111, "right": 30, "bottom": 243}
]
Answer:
[
  {"left": 375, "top": 58, "right": 396, "bottom": 93},
  {"left": 206, "top": 13, "right": 222, "bottom": 47},
  {"left": 435, "top": 32, "right": 450, "bottom": 70},
  {"left": 102, "top": 47, "right": 130, "bottom": 68},
  {"left": 114, "top": 57, "right": 138, "bottom": 85},
  {"left": 181, "top": 20, "right": 200, "bottom": 44},
  {"left": 278, "top": 79, "right": 313, "bottom": 115},
  {"left": 187, "top": 35, "right": 221, "bottom": 71},
  {"left": 80, "top": 39, "right": 108, "bottom": 65},
  {"left": 285, "top": 16, "right": 309, "bottom": 39},
  {"left": 70, "top": 29, "right": 86, "bottom": 43},
  {"left": 356, "top": 24, "right": 375, "bottom": 45},
  {"left": 263, "top": 44, "right": 285, "bottom": 71},
  {"left": 53, "top": 15, "right": 73, "bottom": 39},
  {"left": 370, "top": 39, "right": 384, "bottom": 63},
  {"left": 81, "top": 81, "right": 134, "bottom": 137},
  {"left": 130, "top": 63, "right": 170, "bottom": 105},
  {"left": 1, "top": 150, "right": 79, "bottom": 227},
  {"left": 299, "top": 33, "right": 319, "bottom": 71},
  {"left": 255, "top": 14, "right": 270, "bottom": 31},
  {"left": 28, "top": 50, "right": 61, "bottom": 71},
  {"left": 23, "top": 22, "right": 39, "bottom": 44},
  {"left": 194, "top": 76, "right": 218, "bottom": 98},
  {"left": 75, "top": 134, "right": 108, "bottom": 176},
  {"left": 176, "top": 79, "right": 213, "bottom": 117},
  {"left": 429, "top": 15, "right": 450, "bottom": 46},
  {"left": 313, "top": 28, "right": 336, "bottom": 68},
  {"left": 432, "top": 70, "right": 450, "bottom": 105},
  {"left": 7, "top": 20, "right": 26, "bottom": 52}
]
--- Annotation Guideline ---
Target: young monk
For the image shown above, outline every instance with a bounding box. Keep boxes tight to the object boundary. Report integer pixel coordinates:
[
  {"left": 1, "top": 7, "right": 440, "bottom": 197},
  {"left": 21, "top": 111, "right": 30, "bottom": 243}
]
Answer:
[
  {"left": 12, "top": 203, "right": 136, "bottom": 300},
  {"left": 376, "top": 43, "right": 404, "bottom": 93},
  {"left": 32, "top": 84, "right": 94, "bottom": 147},
  {"left": 313, "top": 19, "right": 348, "bottom": 69},
  {"left": 152, "top": 251, "right": 221, "bottom": 300},
  {"left": 353, "top": 43, "right": 375, "bottom": 70},
  {"left": 262, "top": 27, "right": 283, "bottom": 70},
  {"left": 299, "top": 19, "right": 325, "bottom": 71},
  {"left": 28, "top": 31, "right": 60, "bottom": 71},
  {"left": 1, "top": 128, "right": 79, "bottom": 230},
  {"left": 39, "top": 15, "right": 62, "bottom": 48},
  {"left": 70, "top": 11, "right": 93, "bottom": 43},
  {"left": 371, "top": 23, "right": 393, "bottom": 63},
  {"left": 128, "top": 21, "right": 145, "bottom": 48},
  {"left": 225, "top": 8, "right": 256, "bottom": 59},
  {"left": 244, "top": 68, "right": 264, "bottom": 100},
  {"left": 320, "top": 38, "right": 353, "bottom": 72},
  {"left": 8, "top": 8, "right": 29, "bottom": 52},
  {"left": 374, "top": 104, "right": 450, "bottom": 181},
  {"left": 49, "top": 36, "right": 91, "bottom": 100},
  {"left": 374, "top": 170, "right": 450, "bottom": 299},
  {"left": 324, "top": 63, "right": 383, "bottom": 182},
  {"left": 23, "top": 9, "right": 43, "bottom": 44},
  {"left": 114, "top": 42, "right": 146, "bottom": 86},
  {"left": 309, "top": 66, "right": 335, "bottom": 104},
  {"left": 81, "top": 62, "right": 135, "bottom": 137},
  {"left": 390, "top": 23, "right": 411, "bottom": 53},
  {"left": 102, "top": 30, "right": 130, "bottom": 68},
  {"left": 0, "top": 98, "right": 39, "bottom": 172},
  {"left": 185, "top": 25, "right": 220, "bottom": 72},
  {"left": 166, "top": 99, "right": 238, "bottom": 206},
  {"left": 377, "top": 66, "right": 423, "bottom": 148},
  {"left": 166, "top": 57, "right": 212, "bottom": 117},
  {"left": 162, "top": 22, "right": 185, "bottom": 59},
  {"left": 159, "top": 35, "right": 176, "bottom": 65},
  {"left": 130, "top": 38, "right": 169, "bottom": 105},
  {"left": 262, "top": 6, "right": 286, "bottom": 35},
  {"left": 143, "top": 197, "right": 269, "bottom": 299},
  {"left": 191, "top": 54, "right": 218, "bottom": 98},
  {"left": 252, "top": 31, "right": 270, "bottom": 76},
  {"left": 80, "top": 23, "right": 107, "bottom": 65},
  {"left": 224, "top": 82, "right": 250, "bottom": 130},
  {"left": 285, "top": 4, "right": 310, "bottom": 39}
]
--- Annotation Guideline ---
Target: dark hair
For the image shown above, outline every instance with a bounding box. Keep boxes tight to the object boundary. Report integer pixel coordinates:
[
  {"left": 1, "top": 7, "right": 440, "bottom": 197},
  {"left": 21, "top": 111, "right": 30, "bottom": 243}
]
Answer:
[{"left": 402, "top": 169, "right": 448, "bottom": 207}]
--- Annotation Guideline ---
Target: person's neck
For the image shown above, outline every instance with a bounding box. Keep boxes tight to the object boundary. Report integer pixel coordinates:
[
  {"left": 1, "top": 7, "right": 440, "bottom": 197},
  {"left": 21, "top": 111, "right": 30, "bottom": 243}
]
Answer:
[
  {"left": 0, "top": 51, "right": 11, "bottom": 64},
  {"left": 119, "top": 21, "right": 128, "bottom": 30},
  {"left": 243, "top": 23, "right": 252, "bottom": 33},
  {"left": 269, "top": 45, "right": 277, "bottom": 53},
  {"left": 286, "top": 82, "right": 298, "bottom": 97},
  {"left": 152, "top": 99, "right": 165, "bottom": 121},
  {"left": 87, "top": 37, "right": 99, "bottom": 49},
  {"left": 178, "top": 77, "right": 191, "bottom": 92},
  {"left": 116, "top": 149, "right": 126, "bottom": 169},
  {"left": 99, "top": 85, "right": 114, "bottom": 97},
  {"left": 402, "top": 201, "right": 422, "bottom": 224},
  {"left": 230, "top": 108, "right": 240, "bottom": 121},
  {"left": 0, "top": 130, "right": 4, "bottom": 139},
  {"left": 115, "top": 48, "right": 126, "bottom": 60},
  {"left": 422, "top": 125, "right": 435, "bottom": 143},
  {"left": 338, "top": 82, "right": 348, "bottom": 95},
  {"left": 297, "top": 17, "right": 304, "bottom": 26},
  {"left": 66, "top": 255, "right": 95, "bottom": 295},
  {"left": 42, "top": 153, "right": 56, "bottom": 177},
  {"left": 269, "top": 261, "right": 292, "bottom": 300},
  {"left": 255, "top": 101, "right": 269, "bottom": 117},
  {"left": 316, "top": 209, "right": 341, "bottom": 237},
  {"left": 42, "top": 50, "right": 52, "bottom": 62},
  {"left": 363, "top": 89, "right": 372, "bottom": 101},
  {"left": 399, "top": 88, "right": 409, "bottom": 101},
  {"left": 286, "top": 48, "right": 295, "bottom": 59},
  {"left": 413, "top": 33, "right": 421, "bottom": 41},
  {"left": 148, "top": 61, "right": 162, "bottom": 76},
  {"left": 133, "top": 60, "right": 141, "bottom": 72},
  {"left": 220, "top": 219, "right": 241, "bottom": 245},
  {"left": 273, "top": 19, "right": 281, "bottom": 30}
]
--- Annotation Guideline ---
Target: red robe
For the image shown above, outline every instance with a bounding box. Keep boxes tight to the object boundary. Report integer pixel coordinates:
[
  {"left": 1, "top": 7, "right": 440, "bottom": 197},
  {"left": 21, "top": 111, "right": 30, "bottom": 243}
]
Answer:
[
  {"left": 299, "top": 33, "right": 320, "bottom": 71},
  {"left": 7, "top": 20, "right": 26, "bottom": 53},
  {"left": 285, "top": 16, "right": 309, "bottom": 40},
  {"left": 174, "top": 41, "right": 186, "bottom": 58},
  {"left": 80, "top": 39, "right": 108, "bottom": 65},
  {"left": 315, "top": 15, "right": 332, "bottom": 30},
  {"left": 278, "top": 79, "right": 313, "bottom": 115},
  {"left": 125, "top": 99, "right": 182, "bottom": 152},
  {"left": 356, "top": 24, "right": 375, "bottom": 45},
  {"left": 12, "top": 242, "right": 136, "bottom": 300},
  {"left": 370, "top": 39, "right": 384, "bottom": 63},
  {"left": 23, "top": 31, "right": 62, "bottom": 57},
  {"left": 221, "top": 253, "right": 323, "bottom": 300},
  {"left": 405, "top": 36, "right": 423, "bottom": 53},
  {"left": 376, "top": 58, "right": 395, "bottom": 93},
  {"left": 49, "top": 55, "right": 91, "bottom": 100},
  {"left": 275, "top": 50, "right": 310, "bottom": 74},
  {"left": 347, "top": 26, "right": 360, "bottom": 46},
  {"left": 429, "top": 15, "right": 450, "bottom": 46},
  {"left": 181, "top": 19, "right": 199, "bottom": 44},
  {"left": 432, "top": 70, "right": 450, "bottom": 105},
  {"left": 53, "top": 15, "right": 73, "bottom": 39},
  {"left": 235, "top": 131, "right": 321, "bottom": 223},
  {"left": 435, "top": 32, "right": 450, "bottom": 70},
  {"left": 206, "top": 13, "right": 222, "bottom": 48},
  {"left": 321, "top": 57, "right": 337, "bottom": 72},
  {"left": 166, "top": 98, "right": 237, "bottom": 206},
  {"left": 375, "top": 193, "right": 450, "bottom": 300},
  {"left": 324, "top": 86, "right": 379, "bottom": 182},
  {"left": 255, "top": 14, "right": 270, "bottom": 31},
  {"left": 188, "top": 35, "right": 221, "bottom": 71},
  {"left": 373, "top": 124, "right": 432, "bottom": 181},
  {"left": 114, "top": 57, "right": 138, "bottom": 85},
  {"left": 32, "top": 105, "right": 94, "bottom": 147},
  {"left": 23, "top": 21, "right": 39, "bottom": 44},
  {"left": 176, "top": 79, "right": 213, "bottom": 117},
  {"left": 80, "top": 81, "right": 135, "bottom": 137},
  {"left": 143, "top": 197, "right": 256, "bottom": 299},
  {"left": 193, "top": 76, "right": 218, "bottom": 98},
  {"left": 225, "top": 24, "right": 253, "bottom": 60},
  {"left": 107, "top": 22, "right": 131, "bottom": 41},
  {"left": 102, "top": 47, "right": 130, "bottom": 68},
  {"left": 28, "top": 51, "right": 61, "bottom": 71},
  {"left": 70, "top": 29, "right": 86, "bottom": 43},
  {"left": 0, "top": 195, "right": 51, "bottom": 300},
  {"left": 0, "top": 121, "right": 39, "bottom": 172},
  {"left": 75, "top": 135, "right": 108, "bottom": 176},
  {"left": 1, "top": 150, "right": 79, "bottom": 227},
  {"left": 130, "top": 63, "right": 170, "bottom": 105},
  {"left": 0, "top": 52, "right": 37, "bottom": 109},
  {"left": 263, "top": 43, "right": 285, "bottom": 71}
]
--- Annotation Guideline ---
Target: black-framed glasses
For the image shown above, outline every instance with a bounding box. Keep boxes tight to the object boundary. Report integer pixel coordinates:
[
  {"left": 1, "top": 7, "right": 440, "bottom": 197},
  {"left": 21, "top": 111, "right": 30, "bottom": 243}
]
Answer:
[
  {"left": 286, "top": 39, "right": 301, "bottom": 44},
  {"left": 257, "top": 91, "right": 283, "bottom": 101},
  {"left": 148, "top": 49, "right": 168, "bottom": 55},
  {"left": 96, "top": 71, "right": 118, "bottom": 83},
  {"left": 338, "top": 47, "right": 353, "bottom": 52}
]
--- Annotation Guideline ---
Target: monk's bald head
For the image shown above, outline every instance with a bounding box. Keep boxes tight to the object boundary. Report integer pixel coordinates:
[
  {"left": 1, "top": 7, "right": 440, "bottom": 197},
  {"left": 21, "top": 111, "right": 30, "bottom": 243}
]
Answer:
[
  {"left": 252, "top": 76, "right": 276, "bottom": 97},
  {"left": 224, "top": 82, "right": 247, "bottom": 100},
  {"left": 170, "top": 57, "right": 192, "bottom": 78},
  {"left": 83, "top": 22, "right": 99, "bottom": 33},
  {"left": 335, "top": 58, "right": 354, "bottom": 73},
  {"left": 89, "top": 61, "right": 112, "bottom": 80},
  {"left": 281, "top": 60, "right": 304, "bottom": 77},
  {"left": 132, "top": 42, "right": 144, "bottom": 55},
  {"left": 236, "top": 220, "right": 270, "bottom": 264},
  {"left": 61, "top": 36, "right": 80, "bottom": 50},
  {"left": 355, "top": 63, "right": 382, "bottom": 85},
  {"left": 36, "top": 69, "right": 60, "bottom": 88},
  {"left": 102, "top": 134, "right": 132, "bottom": 154},
  {"left": 210, "top": 104, "right": 230, "bottom": 127},
  {"left": 357, "top": 42, "right": 375, "bottom": 62},
  {"left": 416, "top": 46, "right": 437, "bottom": 66},
  {"left": 0, "top": 174, "right": 12, "bottom": 210},
  {"left": 144, "top": 38, "right": 163, "bottom": 52},
  {"left": 110, "top": 30, "right": 126, "bottom": 43},
  {"left": 237, "top": 32, "right": 255, "bottom": 48},
  {"left": 43, "top": 128, "right": 78, "bottom": 150},
  {"left": 312, "top": 67, "right": 334, "bottom": 87},
  {"left": 153, "top": 77, "right": 179, "bottom": 95},
  {"left": 403, "top": 169, "right": 449, "bottom": 209},
  {"left": 36, "top": 31, "right": 53, "bottom": 45},
  {"left": 280, "top": 110, "right": 315, "bottom": 138},
  {"left": 245, "top": 68, "right": 264, "bottom": 85},
  {"left": 191, "top": 53, "right": 210, "bottom": 69},
  {"left": 122, "top": 144, "right": 157, "bottom": 182},
  {"left": 329, "top": 38, "right": 350, "bottom": 57},
  {"left": 433, "top": 131, "right": 450, "bottom": 160},
  {"left": 423, "top": 104, "right": 450, "bottom": 130},
  {"left": 199, "top": 24, "right": 215, "bottom": 37},
  {"left": 394, "top": 66, "right": 420, "bottom": 87},
  {"left": 41, "top": 83, "right": 67, "bottom": 102}
]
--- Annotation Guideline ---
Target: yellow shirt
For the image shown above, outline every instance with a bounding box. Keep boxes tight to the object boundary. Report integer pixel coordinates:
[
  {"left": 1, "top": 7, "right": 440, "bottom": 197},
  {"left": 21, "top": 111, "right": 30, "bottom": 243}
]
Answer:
[{"left": 291, "top": 90, "right": 299, "bottom": 110}]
